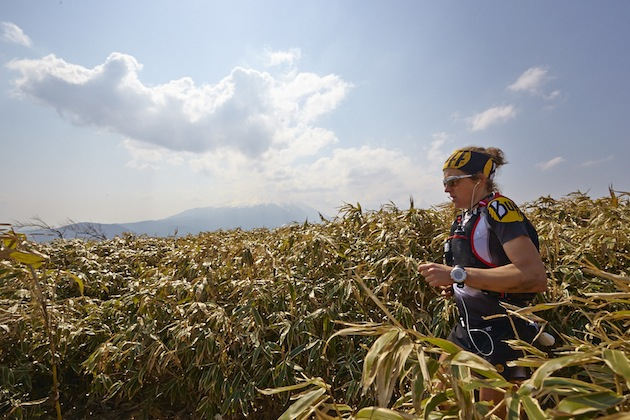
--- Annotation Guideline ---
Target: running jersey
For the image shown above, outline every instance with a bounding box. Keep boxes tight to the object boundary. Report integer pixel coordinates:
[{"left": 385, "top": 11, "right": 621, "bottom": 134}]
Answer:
[{"left": 444, "top": 193, "right": 539, "bottom": 325}]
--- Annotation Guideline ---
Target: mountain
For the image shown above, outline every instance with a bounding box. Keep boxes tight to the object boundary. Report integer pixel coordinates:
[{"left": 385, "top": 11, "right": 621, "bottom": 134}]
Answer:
[
  {"left": 123, "top": 203, "right": 324, "bottom": 236},
  {"left": 23, "top": 203, "right": 326, "bottom": 241}
]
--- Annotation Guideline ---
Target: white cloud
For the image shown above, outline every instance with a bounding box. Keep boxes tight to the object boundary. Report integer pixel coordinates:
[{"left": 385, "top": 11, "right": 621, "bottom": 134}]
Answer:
[
  {"left": 265, "top": 47, "right": 301, "bottom": 67},
  {"left": 4, "top": 48, "right": 439, "bottom": 214},
  {"left": 6, "top": 50, "right": 350, "bottom": 159},
  {"left": 423, "top": 132, "right": 453, "bottom": 176},
  {"left": 545, "top": 90, "right": 561, "bottom": 101},
  {"left": 1, "top": 22, "right": 32, "bottom": 47},
  {"left": 508, "top": 67, "right": 548, "bottom": 94},
  {"left": 508, "top": 66, "right": 560, "bottom": 102},
  {"left": 283, "top": 146, "right": 427, "bottom": 211},
  {"left": 426, "top": 132, "right": 448, "bottom": 162},
  {"left": 147, "top": 142, "right": 429, "bottom": 214},
  {"left": 467, "top": 105, "right": 516, "bottom": 132},
  {"left": 580, "top": 155, "right": 614, "bottom": 168},
  {"left": 122, "top": 139, "right": 186, "bottom": 170},
  {"left": 536, "top": 156, "right": 564, "bottom": 171}
]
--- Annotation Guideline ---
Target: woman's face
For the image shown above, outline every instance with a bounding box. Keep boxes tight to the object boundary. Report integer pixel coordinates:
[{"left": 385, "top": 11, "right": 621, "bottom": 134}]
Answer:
[{"left": 443, "top": 169, "right": 478, "bottom": 209}]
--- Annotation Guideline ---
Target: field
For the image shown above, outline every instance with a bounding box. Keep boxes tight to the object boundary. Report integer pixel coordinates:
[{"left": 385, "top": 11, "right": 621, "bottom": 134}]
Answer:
[{"left": 1, "top": 191, "right": 629, "bottom": 419}]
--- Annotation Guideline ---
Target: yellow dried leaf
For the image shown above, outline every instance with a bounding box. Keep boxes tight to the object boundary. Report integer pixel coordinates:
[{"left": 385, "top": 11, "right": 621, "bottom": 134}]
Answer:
[{"left": 9, "top": 250, "right": 46, "bottom": 268}]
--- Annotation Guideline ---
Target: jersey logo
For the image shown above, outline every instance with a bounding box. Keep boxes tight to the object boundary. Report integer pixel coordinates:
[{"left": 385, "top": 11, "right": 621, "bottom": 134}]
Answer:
[{"left": 487, "top": 197, "right": 524, "bottom": 222}]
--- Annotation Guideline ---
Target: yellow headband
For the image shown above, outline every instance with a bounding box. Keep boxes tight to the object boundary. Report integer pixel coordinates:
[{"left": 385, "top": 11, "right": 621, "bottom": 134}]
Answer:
[{"left": 443, "top": 149, "right": 496, "bottom": 179}]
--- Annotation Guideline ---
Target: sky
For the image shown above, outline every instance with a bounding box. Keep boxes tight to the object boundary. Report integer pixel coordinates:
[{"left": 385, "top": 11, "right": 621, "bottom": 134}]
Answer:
[{"left": 1, "top": 1, "right": 629, "bottom": 225}]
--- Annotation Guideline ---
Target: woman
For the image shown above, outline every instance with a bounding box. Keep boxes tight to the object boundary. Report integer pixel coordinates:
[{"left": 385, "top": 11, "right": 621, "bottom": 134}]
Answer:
[{"left": 418, "top": 146, "right": 547, "bottom": 414}]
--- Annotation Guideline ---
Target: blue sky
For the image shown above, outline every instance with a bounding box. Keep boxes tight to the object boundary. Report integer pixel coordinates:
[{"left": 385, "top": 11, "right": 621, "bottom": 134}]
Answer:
[{"left": 1, "top": 1, "right": 629, "bottom": 224}]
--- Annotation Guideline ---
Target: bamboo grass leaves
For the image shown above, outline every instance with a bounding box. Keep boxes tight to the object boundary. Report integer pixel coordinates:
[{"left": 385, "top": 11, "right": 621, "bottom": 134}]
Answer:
[
  {"left": 0, "top": 226, "right": 47, "bottom": 268},
  {"left": 1, "top": 192, "right": 629, "bottom": 418}
]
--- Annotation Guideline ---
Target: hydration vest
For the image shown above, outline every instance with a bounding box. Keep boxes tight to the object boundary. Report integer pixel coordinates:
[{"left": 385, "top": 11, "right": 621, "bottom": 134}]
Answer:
[{"left": 443, "top": 193, "right": 538, "bottom": 303}]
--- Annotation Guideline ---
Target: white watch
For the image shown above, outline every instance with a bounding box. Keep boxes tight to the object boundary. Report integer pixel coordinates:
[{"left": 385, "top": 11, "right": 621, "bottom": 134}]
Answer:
[{"left": 450, "top": 265, "right": 467, "bottom": 288}]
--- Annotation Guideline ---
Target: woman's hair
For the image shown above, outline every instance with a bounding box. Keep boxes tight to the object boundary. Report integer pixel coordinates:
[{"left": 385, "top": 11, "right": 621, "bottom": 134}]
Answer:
[{"left": 461, "top": 146, "right": 507, "bottom": 192}]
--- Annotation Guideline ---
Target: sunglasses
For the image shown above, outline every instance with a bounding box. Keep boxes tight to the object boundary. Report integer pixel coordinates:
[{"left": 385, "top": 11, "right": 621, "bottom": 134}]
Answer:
[{"left": 443, "top": 174, "right": 473, "bottom": 187}]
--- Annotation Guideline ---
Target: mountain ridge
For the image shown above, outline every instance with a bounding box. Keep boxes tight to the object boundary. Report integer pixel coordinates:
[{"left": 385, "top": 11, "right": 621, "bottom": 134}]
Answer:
[{"left": 23, "top": 203, "right": 326, "bottom": 241}]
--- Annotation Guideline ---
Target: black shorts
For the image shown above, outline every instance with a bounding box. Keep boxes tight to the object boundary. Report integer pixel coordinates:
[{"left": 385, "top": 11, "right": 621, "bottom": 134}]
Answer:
[{"left": 447, "top": 316, "right": 537, "bottom": 380}]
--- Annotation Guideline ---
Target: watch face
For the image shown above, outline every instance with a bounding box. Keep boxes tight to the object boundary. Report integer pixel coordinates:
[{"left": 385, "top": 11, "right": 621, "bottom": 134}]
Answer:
[{"left": 451, "top": 267, "right": 466, "bottom": 283}]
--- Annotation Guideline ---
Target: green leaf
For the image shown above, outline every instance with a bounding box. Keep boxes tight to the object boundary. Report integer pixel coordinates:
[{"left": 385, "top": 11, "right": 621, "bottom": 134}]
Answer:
[
  {"left": 362, "top": 329, "right": 400, "bottom": 386},
  {"left": 540, "top": 377, "right": 611, "bottom": 395},
  {"left": 65, "top": 271, "right": 85, "bottom": 296},
  {"left": 555, "top": 391, "right": 624, "bottom": 415},
  {"left": 9, "top": 250, "right": 46, "bottom": 268},
  {"left": 527, "top": 353, "right": 598, "bottom": 391},
  {"left": 412, "top": 370, "right": 426, "bottom": 412},
  {"left": 519, "top": 394, "right": 547, "bottom": 420},
  {"left": 606, "top": 310, "right": 630, "bottom": 321},
  {"left": 461, "top": 378, "right": 511, "bottom": 393},
  {"left": 2, "top": 233, "right": 26, "bottom": 249},
  {"left": 504, "top": 390, "right": 521, "bottom": 420},
  {"left": 251, "top": 306, "right": 264, "bottom": 326},
  {"left": 422, "top": 336, "right": 462, "bottom": 355},
  {"left": 423, "top": 392, "right": 448, "bottom": 419},
  {"left": 602, "top": 348, "right": 630, "bottom": 388},
  {"left": 451, "top": 350, "right": 507, "bottom": 381},
  {"left": 356, "top": 407, "right": 415, "bottom": 419},
  {"left": 258, "top": 377, "right": 326, "bottom": 395},
  {"left": 362, "top": 328, "right": 414, "bottom": 407},
  {"left": 277, "top": 387, "right": 326, "bottom": 420}
]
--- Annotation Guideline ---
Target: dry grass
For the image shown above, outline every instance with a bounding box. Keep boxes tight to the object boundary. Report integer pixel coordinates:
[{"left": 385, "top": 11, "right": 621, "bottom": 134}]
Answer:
[{"left": 1, "top": 191, "right": 628, "bottom": 419}]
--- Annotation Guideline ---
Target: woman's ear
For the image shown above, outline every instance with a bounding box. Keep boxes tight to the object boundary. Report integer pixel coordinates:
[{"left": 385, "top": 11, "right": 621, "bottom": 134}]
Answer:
[{"left": 475, "top": 173, "right": 488, "bottom": 187}]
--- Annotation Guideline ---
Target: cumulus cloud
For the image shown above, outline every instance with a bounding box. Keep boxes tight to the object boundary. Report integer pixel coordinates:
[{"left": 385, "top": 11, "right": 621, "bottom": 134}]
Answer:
[
  {"left": 467, "top": 105, "right": 516, "bottom": 131},
  {"left": 6, "top": 51, "right": 350, "bottom": 158},
  {"left": 172, "top": 143, "right": 426, "bottom": 213},
  {"left": 284, "top": 145, "right": 425, "bottom": 211},
  {"left": 5, "top": 48, "right": 439, "bottom": 213},
  {"left": 1, "top": 22, "right": 32, "bottom": 47},
  {"left": 536, "top": 156, "right": 564, "bottom": 171}
]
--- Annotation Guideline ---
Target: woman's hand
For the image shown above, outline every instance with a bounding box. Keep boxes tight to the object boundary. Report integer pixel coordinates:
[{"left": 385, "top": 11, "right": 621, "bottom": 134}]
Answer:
[
  {"left": 418, "top": 234, "right": 548, "bottom": 295},
  {"left": 418, "top": 262, "right": 453, "bottom": 288}
]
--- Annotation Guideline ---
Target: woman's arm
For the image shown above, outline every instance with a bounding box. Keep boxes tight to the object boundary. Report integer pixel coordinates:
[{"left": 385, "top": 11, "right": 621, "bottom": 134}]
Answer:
[{"left": 419, "top": 235, "right": 548, "bottom": 293}]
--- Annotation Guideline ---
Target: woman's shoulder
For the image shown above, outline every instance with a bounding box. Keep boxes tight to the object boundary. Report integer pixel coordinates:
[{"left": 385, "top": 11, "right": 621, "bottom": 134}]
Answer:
[{"left": 485, "top": 194, "right": 526, "bottom": 224}]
